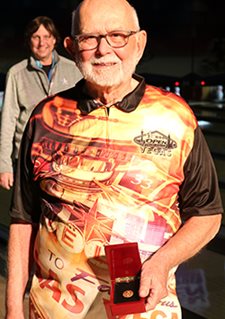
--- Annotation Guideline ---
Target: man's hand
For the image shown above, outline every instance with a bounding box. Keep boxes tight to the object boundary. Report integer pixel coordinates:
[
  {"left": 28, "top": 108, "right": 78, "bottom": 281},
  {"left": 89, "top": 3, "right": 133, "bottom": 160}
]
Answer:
[
  {"left": 139, "top": 214, "right": 222, "bottom": 312},
  {"left": 0, "top": 172, "right": 14, "bottom": 190},
  {"left": 139, "top": 256, "right": 169, "bottom": 311}
]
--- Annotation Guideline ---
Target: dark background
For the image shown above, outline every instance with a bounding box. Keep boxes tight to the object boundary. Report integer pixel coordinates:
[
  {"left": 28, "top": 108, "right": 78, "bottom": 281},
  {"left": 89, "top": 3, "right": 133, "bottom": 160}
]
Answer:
[{"left": 0, "top": 0, "right": 225, "bottom": 77}]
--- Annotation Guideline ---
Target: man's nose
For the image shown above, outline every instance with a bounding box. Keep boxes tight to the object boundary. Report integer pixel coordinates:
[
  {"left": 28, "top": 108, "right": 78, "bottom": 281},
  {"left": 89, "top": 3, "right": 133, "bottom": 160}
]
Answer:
[
  {"left": 38, "top": 36, "right": 48, "bottom": 44},
  {"left": 96, "top": 36, "right": 112, "bottom": 54}
]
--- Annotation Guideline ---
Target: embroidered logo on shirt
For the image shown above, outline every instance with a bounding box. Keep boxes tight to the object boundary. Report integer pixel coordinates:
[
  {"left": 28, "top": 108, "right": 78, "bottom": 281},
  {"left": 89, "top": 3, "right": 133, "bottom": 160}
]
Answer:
[{"left": 134, "top": 130, "right": 177, "bottom": 156}]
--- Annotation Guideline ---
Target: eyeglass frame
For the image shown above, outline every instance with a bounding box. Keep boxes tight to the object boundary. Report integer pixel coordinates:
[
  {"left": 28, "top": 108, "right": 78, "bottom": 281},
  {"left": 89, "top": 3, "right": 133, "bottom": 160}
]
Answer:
[{"left": 72, "top": 30, "right": 140, "bottom": 50}]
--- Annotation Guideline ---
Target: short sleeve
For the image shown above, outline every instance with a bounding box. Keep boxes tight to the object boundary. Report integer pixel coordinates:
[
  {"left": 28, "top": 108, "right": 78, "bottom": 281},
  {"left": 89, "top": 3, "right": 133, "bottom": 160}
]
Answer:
[
  {"left": 179, "top": 126, "right": 223, "bottom": 221},
  {"left": 9, "top": 118, "right": 42, "bottom": 224}
]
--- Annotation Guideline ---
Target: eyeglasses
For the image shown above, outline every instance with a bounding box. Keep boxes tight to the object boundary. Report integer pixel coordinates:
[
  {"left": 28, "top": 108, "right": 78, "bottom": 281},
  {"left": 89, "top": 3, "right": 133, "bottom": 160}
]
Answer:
[{"left": 73, "top": 30, "right": 139, "bottom": 50}]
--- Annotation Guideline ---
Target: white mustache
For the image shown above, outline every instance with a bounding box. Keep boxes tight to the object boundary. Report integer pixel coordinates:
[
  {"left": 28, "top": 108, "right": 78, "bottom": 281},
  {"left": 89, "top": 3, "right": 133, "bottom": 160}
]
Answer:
[{"left": 91, "top": 57, "right": 121, "bottom": 65}]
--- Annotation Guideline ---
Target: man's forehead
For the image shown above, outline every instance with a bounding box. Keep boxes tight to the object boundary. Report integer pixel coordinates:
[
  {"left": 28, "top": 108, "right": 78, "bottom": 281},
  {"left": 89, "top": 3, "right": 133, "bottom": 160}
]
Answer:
[
  {"left": 79, "top": 20, "right": 128, "bottom": 34},
  {"left": 78, "top": 3, "right": 134, "bottom": 33}
]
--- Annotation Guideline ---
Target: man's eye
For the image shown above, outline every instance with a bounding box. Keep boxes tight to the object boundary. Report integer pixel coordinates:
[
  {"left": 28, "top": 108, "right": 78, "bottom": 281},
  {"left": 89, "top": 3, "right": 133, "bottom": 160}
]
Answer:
[
  {"left": 111, "top": 33, "right": 121, "bottom": 37},
  {"left": 81, "top": 35, "right": 96, "bottom": 42},
  {"left": 110, "top": 33, "right": 124, "bottom": 39}
]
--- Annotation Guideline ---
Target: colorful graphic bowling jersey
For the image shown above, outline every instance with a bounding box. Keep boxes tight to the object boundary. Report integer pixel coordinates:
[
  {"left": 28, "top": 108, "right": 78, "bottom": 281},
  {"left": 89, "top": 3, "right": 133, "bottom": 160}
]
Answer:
[{"left": 11, "top": 75, "right": 222, "bottom": 318}]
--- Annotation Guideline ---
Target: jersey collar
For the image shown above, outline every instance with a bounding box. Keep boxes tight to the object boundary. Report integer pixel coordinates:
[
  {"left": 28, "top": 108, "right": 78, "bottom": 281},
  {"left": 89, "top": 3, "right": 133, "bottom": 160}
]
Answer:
[{"left": 62, "top": 73, "right": 146, "bottom": 114}]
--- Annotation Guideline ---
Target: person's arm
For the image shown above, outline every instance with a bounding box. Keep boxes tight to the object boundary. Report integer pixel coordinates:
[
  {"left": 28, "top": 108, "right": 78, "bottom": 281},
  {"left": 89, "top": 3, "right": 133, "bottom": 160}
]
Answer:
[
  {"left": 140, "top": 125, "right": 223, "bottom": 311},
  {"left": 139, "top": 213, "right": 221, "bottom": 311},
  {"left": 0, "top": 70, "right": 20, "bottom": 188},
  {"left": 5, "top": 222, "right": 37, "bottom": 319}
]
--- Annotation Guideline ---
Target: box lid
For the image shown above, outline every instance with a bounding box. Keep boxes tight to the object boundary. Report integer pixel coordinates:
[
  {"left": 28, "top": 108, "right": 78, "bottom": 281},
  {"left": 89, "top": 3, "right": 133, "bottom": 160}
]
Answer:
[{"left": 105, "top": 242, "right": 142, "bottom": 280}]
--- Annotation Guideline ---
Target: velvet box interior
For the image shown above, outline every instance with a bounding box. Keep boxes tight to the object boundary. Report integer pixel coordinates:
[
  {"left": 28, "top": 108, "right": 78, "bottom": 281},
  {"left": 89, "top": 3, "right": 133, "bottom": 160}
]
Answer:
[{"left": 105, "top": 242, "right": 146, "bottom": 317}]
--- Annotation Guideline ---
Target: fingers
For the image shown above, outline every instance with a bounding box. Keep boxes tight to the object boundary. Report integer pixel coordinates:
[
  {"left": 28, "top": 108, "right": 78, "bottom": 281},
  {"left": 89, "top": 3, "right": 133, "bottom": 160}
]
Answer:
[
  {"left": 139, "top": 276, "right": 152, "bottom": 298},
  {"left": 139, "top": 259, "right": 169, "bottom": 311},
  {"left": 139, "top": 277, "right": 168, "bottom": 311},
  {"left": 9, "top": 174, "right": 14, "bottom": 188},
  {"left": 0, "top": 172, "right": 14, "bottom": 190}
]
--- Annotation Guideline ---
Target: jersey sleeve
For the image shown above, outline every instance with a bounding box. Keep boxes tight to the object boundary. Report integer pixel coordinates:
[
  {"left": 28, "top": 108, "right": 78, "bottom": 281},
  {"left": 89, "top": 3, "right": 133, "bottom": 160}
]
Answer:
[
  {"left": 179, "top": 126, "right": 223, "bottom": 221},
  {"left": 9, "top": 116, "right": 42, "bottom": 224}
]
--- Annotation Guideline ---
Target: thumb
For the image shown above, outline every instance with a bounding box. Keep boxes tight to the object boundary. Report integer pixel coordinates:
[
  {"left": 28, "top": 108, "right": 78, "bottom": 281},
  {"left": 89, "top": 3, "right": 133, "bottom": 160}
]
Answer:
[{"left": 139, "top": 276, "right": 152, "bottom": 298}]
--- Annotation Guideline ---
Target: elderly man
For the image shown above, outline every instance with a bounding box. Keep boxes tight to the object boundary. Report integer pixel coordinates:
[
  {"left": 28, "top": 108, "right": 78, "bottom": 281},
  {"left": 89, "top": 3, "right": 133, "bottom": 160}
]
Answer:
[{"left": 5, "top": 1, "right": 222, "bottom": 319}]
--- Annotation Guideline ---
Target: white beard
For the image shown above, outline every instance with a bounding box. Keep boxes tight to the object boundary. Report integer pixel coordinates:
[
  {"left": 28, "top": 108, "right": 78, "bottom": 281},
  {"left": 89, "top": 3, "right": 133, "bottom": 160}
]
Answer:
[{"left": 76, "top": 55, "right": 137, "bottom": 87}]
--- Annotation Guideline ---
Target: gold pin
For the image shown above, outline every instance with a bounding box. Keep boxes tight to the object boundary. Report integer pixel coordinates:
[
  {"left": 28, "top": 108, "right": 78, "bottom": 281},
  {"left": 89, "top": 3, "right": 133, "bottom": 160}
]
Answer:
[{"left": 122, "top": 289, "right": 134, "bottom": 298}]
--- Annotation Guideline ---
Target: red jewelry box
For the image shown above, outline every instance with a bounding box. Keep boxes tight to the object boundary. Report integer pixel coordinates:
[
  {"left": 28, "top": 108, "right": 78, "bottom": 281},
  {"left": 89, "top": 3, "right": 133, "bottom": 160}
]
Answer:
[{"left": 105, "top": 242, "right": 146, "bottom": 317}]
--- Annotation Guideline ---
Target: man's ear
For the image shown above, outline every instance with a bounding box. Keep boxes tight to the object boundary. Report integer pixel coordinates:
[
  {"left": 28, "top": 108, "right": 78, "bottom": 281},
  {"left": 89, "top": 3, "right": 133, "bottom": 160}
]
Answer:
[
  {"left": 64, "top": 36, "right": 76, "bottom": 57},
  {"left": 136, "top": 30, "right": 147, "bottom": 65}
]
